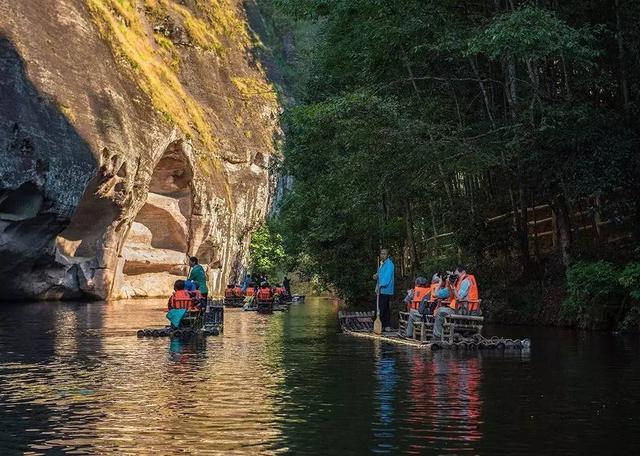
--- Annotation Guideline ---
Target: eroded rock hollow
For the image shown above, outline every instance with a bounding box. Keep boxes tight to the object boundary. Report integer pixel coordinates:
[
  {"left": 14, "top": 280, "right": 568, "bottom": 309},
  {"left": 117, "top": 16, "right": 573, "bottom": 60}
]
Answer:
[{"left": 0, "top": 0, "right": 278, "bottom": 300}]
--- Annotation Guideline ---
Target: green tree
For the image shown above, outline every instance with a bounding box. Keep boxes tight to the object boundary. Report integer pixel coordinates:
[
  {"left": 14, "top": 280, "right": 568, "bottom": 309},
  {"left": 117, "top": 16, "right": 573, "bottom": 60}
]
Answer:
[{"left": 249, "top": 224, "right": 286, "bottom": 279}]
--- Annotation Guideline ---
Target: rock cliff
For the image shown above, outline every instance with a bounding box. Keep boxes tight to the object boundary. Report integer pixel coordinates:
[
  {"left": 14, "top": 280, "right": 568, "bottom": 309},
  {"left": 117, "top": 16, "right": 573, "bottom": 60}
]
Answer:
[{"left": 0, "top": 0, "right": 279, "bottom": 300}]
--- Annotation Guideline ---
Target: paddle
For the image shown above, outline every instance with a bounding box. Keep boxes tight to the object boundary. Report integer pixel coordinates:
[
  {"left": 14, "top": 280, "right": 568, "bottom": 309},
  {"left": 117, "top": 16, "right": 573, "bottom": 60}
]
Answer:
[{"left": 373, "top": 288, "right": 382, "bottom": 335}]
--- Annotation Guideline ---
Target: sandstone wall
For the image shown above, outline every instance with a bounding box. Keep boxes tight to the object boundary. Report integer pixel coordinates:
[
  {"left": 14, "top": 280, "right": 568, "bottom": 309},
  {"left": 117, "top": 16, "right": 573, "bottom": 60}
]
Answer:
[{"left": 0, "top": 0, "right": 279, "bottom": 300}]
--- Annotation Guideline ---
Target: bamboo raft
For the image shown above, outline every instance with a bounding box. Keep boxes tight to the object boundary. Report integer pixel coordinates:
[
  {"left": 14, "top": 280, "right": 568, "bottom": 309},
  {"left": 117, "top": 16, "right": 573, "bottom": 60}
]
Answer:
[
  {"left": 242, "top": 298, "right": 290, "bottom": 312},
  {"left": 339, "top": 311, "right": 530, "bottom": 350},
  {"left": 138, "top": 301, "right": 224, "bottom": 339},
  {"left": 223, "top": 296, "right": 245, "bottom": 308}
]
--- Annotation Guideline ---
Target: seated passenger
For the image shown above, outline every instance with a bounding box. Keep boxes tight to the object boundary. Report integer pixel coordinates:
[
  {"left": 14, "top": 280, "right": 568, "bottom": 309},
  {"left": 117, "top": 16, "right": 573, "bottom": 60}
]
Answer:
[
  {"left": 168, "top": 280, "right": 195, "bottom": 310},
  {"left": 404, "top": 275, "right": 450, "bottom": 338},
  {"left": 451, "top": 265, "right": 480, "bottom": 316},
  {"left": 257, "top": 281, "right": 273, "bottom": 301},
  {"left": 403, "top": 276, "right": 429, "bottom": 338},
  {"left": 404, "top": 276, "right": 430, "bottom": 311},
  {"left": 433, "top": 269, "right": 482, "bottom": 341},
  {"left": 224, "top": 284, "right": 235, "bottom": 299},
  {"left": 246, "top": 283, "right": 256, "bottom": 297},
  {"left": 233, "top": 284, "right": 244, "bottom": 297},
  {"left": 433, "top": 274, "right": 458, "bottom": 339}
]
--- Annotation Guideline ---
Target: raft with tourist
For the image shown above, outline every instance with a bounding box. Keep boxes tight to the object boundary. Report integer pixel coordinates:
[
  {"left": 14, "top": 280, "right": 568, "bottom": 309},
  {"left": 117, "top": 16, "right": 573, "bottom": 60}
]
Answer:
[
  {"left": 241, "top": 280, "right": 291, "bottom": 313},
  {"left": 340, "top": 255, "right": 530, "bottom": 351},
  {"left": 138, "top": 278, "right": 223, "bottom": 339},
  {"left": 223, "top": 283, "right": 246, "bottom": 308}
]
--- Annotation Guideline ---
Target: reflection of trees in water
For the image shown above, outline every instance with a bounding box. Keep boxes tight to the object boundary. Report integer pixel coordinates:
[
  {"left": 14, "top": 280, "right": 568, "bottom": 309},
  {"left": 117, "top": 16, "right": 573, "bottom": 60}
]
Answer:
[{"left": 267, "top": 298, "right": 378, "bottom": 454}]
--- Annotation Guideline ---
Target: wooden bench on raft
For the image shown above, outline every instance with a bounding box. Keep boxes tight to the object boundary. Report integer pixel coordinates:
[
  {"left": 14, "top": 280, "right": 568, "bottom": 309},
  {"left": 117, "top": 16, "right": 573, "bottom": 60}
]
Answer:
[{"left": 398, "top": 308, "right": 483, "bottom": 343}]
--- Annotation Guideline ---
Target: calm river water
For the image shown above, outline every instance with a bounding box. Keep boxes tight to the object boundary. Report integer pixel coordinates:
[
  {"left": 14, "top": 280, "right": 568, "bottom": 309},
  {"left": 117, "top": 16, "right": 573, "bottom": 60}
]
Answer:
[{"left": 0, "top": 297, "right": 639, "bottom": 455}]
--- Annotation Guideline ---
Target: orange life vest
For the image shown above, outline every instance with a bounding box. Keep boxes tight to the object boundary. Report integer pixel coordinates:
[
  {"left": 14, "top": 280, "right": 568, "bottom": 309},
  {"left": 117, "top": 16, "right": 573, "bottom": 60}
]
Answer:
[
  {"left": 233, "top": 286, "right": 244, "bottom": 297},
  {"left": 257, "top": 288, "right": 273, "bottom": 300},
  {"left": 224, "top": 288, "right": 235, "bottom": 298},
  {"left": 246, "top": 288, "right": 255, "bottom": 297},
  {"left": 410, "top": 286, "right": 430, "bottom": 310},
  {"left": 169, "top": 290, "right": 195, "bottom": 310},
  {"left": 455, "top": 273, "right": 479, "bottom": 311},
  {"left": 447, "top": 281, "right": 457, "bottom": 310},
  {"left": 274, "top": 287, "right": 285, "bottom": 295}
]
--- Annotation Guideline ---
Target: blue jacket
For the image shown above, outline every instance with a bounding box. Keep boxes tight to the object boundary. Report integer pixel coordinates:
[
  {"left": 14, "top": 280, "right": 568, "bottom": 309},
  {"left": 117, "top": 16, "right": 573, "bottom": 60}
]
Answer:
[{"left": 377, "top": 258, "right": 395, "bottom": 296}]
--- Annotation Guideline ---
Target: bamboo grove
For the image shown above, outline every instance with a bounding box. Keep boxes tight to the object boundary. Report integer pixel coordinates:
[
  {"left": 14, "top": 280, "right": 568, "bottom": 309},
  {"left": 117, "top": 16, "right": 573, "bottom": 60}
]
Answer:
[{"left": 259, "top": 0, "right": 640, "bottom": 326}]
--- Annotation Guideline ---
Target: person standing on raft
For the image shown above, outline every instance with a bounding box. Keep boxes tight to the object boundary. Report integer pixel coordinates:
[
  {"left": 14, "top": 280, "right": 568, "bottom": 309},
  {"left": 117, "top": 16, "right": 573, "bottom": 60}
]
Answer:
[
  {"left": 188, "top": 256, "right": 209, "bottom": 298},
  {"left": 373, "top": 248, "right": 395, "bottom": 332}
]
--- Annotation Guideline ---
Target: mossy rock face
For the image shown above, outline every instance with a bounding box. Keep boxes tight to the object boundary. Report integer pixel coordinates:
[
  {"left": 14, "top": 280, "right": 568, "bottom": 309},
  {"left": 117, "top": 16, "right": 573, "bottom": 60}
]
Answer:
[{"left": 0, "top": 0, "right": 280, "bottom": 300}]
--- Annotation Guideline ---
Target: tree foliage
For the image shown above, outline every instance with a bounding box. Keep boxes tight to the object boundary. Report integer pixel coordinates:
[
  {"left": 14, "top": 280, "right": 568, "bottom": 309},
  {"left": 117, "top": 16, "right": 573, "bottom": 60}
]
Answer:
[
  {"left": 267, "top": 0, "right": 640, "bottom": 318},
  {"left": 249, "top": 224, "right": 286, "bottom": 278}
]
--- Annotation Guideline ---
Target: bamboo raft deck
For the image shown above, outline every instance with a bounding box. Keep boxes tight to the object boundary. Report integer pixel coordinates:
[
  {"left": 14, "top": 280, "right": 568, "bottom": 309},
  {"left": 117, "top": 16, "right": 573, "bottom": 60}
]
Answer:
[
  {"left": 339, "top": 310, "right": 530, "bottom": 350},
  {"left": 138, "top": 301, "right": 224, "bottom": 338}
]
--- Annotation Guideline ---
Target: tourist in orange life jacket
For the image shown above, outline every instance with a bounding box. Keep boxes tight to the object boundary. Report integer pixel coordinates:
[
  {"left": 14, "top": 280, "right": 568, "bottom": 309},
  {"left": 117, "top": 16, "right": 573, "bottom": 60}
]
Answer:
[
  {"left": 168, "top": 280, "right": 195, "bottom": 310},
  {"left": 403, "top": 276, "right": 429, "bottom": 338},
  {"left": 432, "top": 273, "right": 457, "bottom": 339},
  {"left": 403, "top": 276, "right": 430, "bottom": 311},
  {"left": 246, "top": 283, "right": 256, "bottom": 297},
  {"left": 432, "top": 267, "right": 481, "bottom": 339},
  {"left": 257, "top": 281, "right": 273, "bottom": 301},
  {"left": 274, "top": 284, "right": 286, "bottom": 296},
  {"left": 233, "top": 284, "right": 244, "bottom": 297},
  {"left": 451, "top": 265, "right": 480, "bottom": 316},
  {"left": 224, "top": 284, "right": 235, "bottom": 299}
]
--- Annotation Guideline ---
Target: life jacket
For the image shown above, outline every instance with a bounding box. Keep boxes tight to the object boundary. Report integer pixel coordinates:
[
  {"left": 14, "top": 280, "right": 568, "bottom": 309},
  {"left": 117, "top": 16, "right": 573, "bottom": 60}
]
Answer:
[
  {"left": 455, "top": 273, "right": 479, "bottom": 311},
  {"left": 274, "top": 287, "right": 285, "bottom": 295},
  {"left": 233, "top": 286, "right": 244, "bottom": 297},
  {"left": 410, "top": 286, "right": 430, "bottom": 310},
  {"left": 447, "top": 281, "right": 457, "bottom": 310},
  {"left": 246, "top": 288, "right": 255, "bottom": 297},
  {"left": 224, "top": 287, "right": 235, "bottom": 298},
  {"left": 257, "top": 287, "right": 273, "bottom": 301},
  {"left": 169, "top": 290, "right": 195, "bottom": 310}
]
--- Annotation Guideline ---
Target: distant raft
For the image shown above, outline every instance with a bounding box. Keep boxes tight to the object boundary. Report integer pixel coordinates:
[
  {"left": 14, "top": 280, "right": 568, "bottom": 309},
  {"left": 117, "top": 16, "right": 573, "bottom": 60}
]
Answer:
[
  {"left": 223, "top": 296, "right": 245, "bottom": 308},
  {"left": 338, "top": 310, "right": 530, "bottom": 350}
]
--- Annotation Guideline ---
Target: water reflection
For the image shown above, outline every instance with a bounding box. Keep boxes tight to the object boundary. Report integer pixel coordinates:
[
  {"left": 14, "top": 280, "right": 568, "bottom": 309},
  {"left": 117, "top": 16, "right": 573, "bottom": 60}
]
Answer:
[
  {"left": 1, "top": 299, "right": 640, "bottom": 454},
  {"left": 372, "top": 344, "right": 398, "bottom": 453}
]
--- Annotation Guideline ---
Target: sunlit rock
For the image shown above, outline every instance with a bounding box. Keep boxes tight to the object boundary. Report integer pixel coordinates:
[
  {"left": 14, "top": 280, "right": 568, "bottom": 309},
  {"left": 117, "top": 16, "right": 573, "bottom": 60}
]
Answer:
[{"left": 0, "top": 0, "right": 279, "bottom": 300}]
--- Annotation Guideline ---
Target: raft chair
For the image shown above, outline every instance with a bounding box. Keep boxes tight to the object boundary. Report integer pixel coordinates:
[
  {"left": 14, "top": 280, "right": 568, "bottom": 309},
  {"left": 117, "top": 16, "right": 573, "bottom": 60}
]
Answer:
[
  {"left": 256, "top": 297, "right": 273, "bottom": 314},
  {"left": 398, "top": 312, "right": 438, "bottom": 343},
  {"left": 170, "top": 297, "right": 204, "bottom": 330}
]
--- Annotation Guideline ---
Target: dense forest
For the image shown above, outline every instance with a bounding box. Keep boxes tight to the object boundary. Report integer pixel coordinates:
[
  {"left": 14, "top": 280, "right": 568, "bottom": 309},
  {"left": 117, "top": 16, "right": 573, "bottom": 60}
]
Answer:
[{"left": 255, "top": 0, "right": 640, "bottom": 330}]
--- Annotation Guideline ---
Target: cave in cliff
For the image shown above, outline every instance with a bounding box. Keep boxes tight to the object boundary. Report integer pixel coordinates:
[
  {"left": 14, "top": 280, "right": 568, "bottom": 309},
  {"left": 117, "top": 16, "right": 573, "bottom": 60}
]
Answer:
[{"left": 117, "top": 143, "right": 193, "bottom": 298}]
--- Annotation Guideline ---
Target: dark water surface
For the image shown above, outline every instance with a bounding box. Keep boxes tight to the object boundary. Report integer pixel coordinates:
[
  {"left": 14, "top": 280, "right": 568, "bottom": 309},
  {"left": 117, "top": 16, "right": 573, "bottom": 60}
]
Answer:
[{"left": 0, "top": 297, "right": 639, "bottom": 455}]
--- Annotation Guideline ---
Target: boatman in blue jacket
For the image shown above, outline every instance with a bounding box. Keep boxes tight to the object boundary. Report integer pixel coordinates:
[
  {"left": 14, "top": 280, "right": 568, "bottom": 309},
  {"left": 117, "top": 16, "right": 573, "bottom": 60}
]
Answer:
[{"left": 373, "top": 248, "right": 395, "bottom": 332}]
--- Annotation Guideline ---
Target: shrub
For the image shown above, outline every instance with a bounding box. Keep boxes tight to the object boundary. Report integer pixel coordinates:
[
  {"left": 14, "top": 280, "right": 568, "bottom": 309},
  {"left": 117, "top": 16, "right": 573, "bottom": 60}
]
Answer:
[
  {"left": 620, "top": 262, "right": 640, "bottom": 300},
  {"left": 561, "top": 261, "right": 622, "bottom": 328}
]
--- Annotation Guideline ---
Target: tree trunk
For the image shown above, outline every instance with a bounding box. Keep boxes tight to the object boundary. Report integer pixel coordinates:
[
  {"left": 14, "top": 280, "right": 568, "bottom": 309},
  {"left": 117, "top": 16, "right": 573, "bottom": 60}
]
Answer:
[
  {"left": 437, "top": 163, "right": 454, "bottom": 206},
  {"left": 505, "top": 54, "right": 518, "bottom": 120},
  {"left": 469, "top": 57, "right": 496, "bottom": 128},
  {"left": 405, "top": 200, "right": 420, "bottom": 274},
  {"left": 554, "top": 193, "right": 572, "bottom": 268},
  {"left": 517, "top": 185, "right": 531, "bottom": 274},
  {"left": 615, "top": 0, "right": 631, "bottom": 118}
]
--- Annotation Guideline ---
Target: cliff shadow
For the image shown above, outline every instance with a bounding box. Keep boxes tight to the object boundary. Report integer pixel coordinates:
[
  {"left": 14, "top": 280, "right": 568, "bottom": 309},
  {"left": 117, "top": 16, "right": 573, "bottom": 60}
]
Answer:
[{"left": 0, "top": 34, "right": 98, "bottom": 300}]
